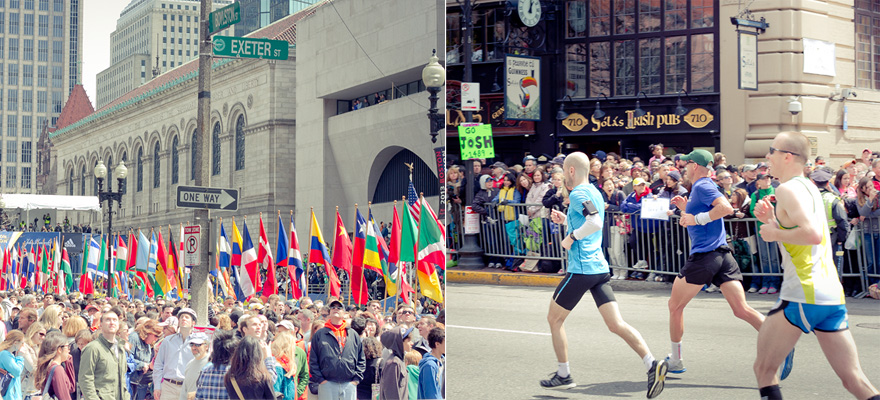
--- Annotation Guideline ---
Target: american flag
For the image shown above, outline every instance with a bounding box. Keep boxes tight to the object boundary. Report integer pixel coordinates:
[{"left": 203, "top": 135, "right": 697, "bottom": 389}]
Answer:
[{"left": 407, "top": 177, "right": 420, "bottom": 221}]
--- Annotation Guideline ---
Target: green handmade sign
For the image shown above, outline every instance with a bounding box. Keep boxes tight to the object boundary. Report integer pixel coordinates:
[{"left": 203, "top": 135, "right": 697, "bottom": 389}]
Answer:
[{"left": 457, "top": 123, "right": 495, "bottom": 159}]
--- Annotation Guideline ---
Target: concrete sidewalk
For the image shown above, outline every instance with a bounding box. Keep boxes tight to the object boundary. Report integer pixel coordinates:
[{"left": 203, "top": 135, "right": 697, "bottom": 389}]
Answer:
[{"left": 448, "top": 267, "right": 673, "bottom": 291}]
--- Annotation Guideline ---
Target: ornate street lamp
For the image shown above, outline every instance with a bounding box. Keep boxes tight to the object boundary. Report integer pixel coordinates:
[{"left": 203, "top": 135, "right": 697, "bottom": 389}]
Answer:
[
  {"left": 422, "top": 49, "right": 446, "bottom": 143},
  {"left": 95, "top": 160, "right": 128, "bottom": 293}
]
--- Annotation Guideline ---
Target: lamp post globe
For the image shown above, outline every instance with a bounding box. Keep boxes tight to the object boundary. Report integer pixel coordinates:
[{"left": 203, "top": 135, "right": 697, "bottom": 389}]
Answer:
[
  {"left": 422, "top": 52, "right": 446, "bottom": 88},
  {"left": 94, "top": 160, "right": 107, "bottom": 180},
  {"left": 114, "top": 161, "right": 128, "bottom": 180}
]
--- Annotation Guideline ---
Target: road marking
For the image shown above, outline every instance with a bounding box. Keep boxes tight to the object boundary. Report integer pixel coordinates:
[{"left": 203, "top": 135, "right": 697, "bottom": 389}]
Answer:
[{"left": 447, "top": 324, "right": 551, "bottom": 336}]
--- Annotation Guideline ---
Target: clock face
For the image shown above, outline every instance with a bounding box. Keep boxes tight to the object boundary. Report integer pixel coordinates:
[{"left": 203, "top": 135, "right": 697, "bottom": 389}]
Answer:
[{"left": 518, "top": 0, "right": 542, "bottom": 27}]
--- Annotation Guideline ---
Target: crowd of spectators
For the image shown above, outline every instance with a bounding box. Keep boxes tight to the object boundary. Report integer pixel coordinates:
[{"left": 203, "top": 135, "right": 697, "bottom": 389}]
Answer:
[
  {"left": 0, "top": 290, "right": 446, "bottom": 400},
  {"left": 0, "top": 215, "right": 96, "bottom": 234},
  {"left": 447, "top": 145, "right": 880, "bottom": 297}
]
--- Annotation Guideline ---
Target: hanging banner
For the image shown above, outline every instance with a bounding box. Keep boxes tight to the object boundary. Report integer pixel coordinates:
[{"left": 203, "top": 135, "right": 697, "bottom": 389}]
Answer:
[
  {"left": 504, "top": 55, "right": 541, "bottom": 121},
  {"left": 434, "top": 146, "right": 446, "bottom": 221},
  {"left": 738, "top": 31, "right": 758, "bottom": 91}
]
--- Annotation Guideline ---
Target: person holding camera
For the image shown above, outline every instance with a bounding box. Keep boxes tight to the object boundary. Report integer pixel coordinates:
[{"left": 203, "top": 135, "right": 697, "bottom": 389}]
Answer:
[{"left": 0, "top": 330, "right": 25, "bottom": 400}]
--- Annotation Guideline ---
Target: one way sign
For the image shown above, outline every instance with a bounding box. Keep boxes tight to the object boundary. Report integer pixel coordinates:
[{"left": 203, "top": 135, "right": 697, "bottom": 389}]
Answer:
[{"left": 176, "top": 186, "right": 239, "bottom": 211}]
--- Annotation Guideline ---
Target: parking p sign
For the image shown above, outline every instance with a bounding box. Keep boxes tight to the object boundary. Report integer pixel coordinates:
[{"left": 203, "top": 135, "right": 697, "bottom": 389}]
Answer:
[{"left": 184, "top": 226, "right": 201, "bottom": 267}]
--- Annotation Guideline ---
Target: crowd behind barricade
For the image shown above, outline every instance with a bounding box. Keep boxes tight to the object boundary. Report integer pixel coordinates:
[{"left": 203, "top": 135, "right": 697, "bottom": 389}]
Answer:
[
  {"left": 0, "top": 290, "right": 446, "bottom": 400},
  {"left": 447, "top": 145, "right": 880, "bottom": 298},
  {"left": 0, "top": 214, "right": 97, "bottom": 234}
]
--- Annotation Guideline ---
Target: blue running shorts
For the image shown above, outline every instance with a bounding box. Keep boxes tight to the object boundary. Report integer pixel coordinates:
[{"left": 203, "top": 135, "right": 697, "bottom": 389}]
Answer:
[{"left": 769, "top": 300, "right": 849, "bottom": 333}]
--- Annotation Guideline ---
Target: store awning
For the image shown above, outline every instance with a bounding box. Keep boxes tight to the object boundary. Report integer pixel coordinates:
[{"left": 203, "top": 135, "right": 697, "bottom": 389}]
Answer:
[{"left": 1, "top": 194, "right": 101, "bottom": 211}]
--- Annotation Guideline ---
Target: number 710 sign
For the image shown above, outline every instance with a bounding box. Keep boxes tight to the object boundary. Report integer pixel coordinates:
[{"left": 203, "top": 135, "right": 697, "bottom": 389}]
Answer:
[{"left": 457, "top": 123, "right": 495, "bottom": 160}]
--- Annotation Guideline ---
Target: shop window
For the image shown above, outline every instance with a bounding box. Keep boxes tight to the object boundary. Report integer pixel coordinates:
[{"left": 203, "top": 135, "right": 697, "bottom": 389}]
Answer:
[
  {"left": 590, "top": 0, "right": 610, "bottom": 36},
  {"left": 589, "top": 42, "right": 611, "bottom": 97},
  {"left": 615, "top": 40, "right": 636, "bottom": 96},
  {"left": 691, "top": 33, "right": 714, "bottom": 92},
  {"left": 615, "top": 0, "right": 635, "bottom": 34},
  {"left": 639, "top": 0, "right": 661, "bottom": 32},
  {"left": 855, "top": 2, "right": 880, "bottom": 89},
  {"left": 665, "top": 36, "right": 687, "bottom": 93},
  {"left": 566, "top": 43, "right": 587, "bottom": 98},
  {"left": 639, "top": 38, "right": 661, "bottom": 94},
  {"left": 665, "top": 0, "right": 686, "bottom": 30},
  {"left": 566, "top": 1, "right": 587, "bottom": 39},
  {"left": 691, "top": 0, "right": 714, "bottom": 28}
]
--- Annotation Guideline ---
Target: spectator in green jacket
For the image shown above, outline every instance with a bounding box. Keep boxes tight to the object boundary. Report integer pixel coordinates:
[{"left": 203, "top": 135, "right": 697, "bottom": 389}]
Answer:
[{"left": 79, "top": 310, "right": 129, "bottom": 400}]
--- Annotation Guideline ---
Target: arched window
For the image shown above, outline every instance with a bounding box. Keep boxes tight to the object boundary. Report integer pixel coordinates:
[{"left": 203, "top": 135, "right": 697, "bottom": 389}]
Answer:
[
  {"left": 191, "top": 130, "right": 197, "bottom": 181},
  {"left": 171, "top": 136, "right": 179, "bottom": 184},
  {"left": 153, "top": 142, "right": 161, "bottom": 188},
  {"left": 235, "top": 115, "right": 245, "bottom": 171},
  {"left": 212, "top": 122, "right": 221, "bottom": 176},
  {"left": 136, "top": 147, "right": 143, "bottom": 192},
  {"left": 67, "top": 169, "right": 73, "bottom": 195},
  {"left": 371, "top": 149, "right": 440, "bottom": 203},
  {"left": 80, "top": 165, "right": 85, "bottom": 195},
  {"left": 92, "top": 160, "right": 98, "bottom": 195}
]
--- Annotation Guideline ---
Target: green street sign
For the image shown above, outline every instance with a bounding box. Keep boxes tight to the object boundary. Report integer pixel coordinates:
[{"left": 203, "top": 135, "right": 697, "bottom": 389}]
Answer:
[
  {"left": 212, "top": 35, "right": 289, "bottom": 60},
  {"left": 457, "top": 123, "right": 495, "bottom": 159},
  {"left": 208, "top": 2, "right": 240, "bottom": 34}
]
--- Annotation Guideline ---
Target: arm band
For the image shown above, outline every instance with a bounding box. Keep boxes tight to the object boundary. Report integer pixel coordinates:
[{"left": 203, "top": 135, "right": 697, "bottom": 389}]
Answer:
[
  {"left": 695, "top": 211, "right": 712, "bottom": 225},
  {"left": 571, "top": 213, "right": 603, "bottom": 240}
]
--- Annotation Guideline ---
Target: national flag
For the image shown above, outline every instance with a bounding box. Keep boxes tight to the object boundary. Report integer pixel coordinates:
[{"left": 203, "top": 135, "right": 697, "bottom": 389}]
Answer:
[
  {"left": 407, "top": 178, "right": 420, "bottom": 219},
  {"left": 351, "top": 209, "right": 367, "bottom": 272},
  {"left": 176, "top": 225, "right": 186, "bottom": 294},
  {"left": 331, "top": 210, "right": 353, "bottom": 275},
  {"left": 52, "top": 240, "right": 61, "bottom": 294},
  {"left": 214, "top": 242, "right": 229, "bottom": 297},
  {"left": 116, "top": 236, "right": 128, "bottom": 273},
  {"left": 156, "top": 231, "right": 173, "bottom": 296},
  {"left": 220, "top": 223, "right": 243, "bottom": 301},
  {"left": 417, "top": 198, "right": 446, "bottom": 269},
  {"left": 309, "top": 210, "right": 340, "bottom": 298},
  {"left": 400, "top": 199, "right": 419, "bottom": 263},
  {"left": 288, "top": 215, "right": 305, "bottom": 299},
  {"left": 148, "top": 232, "right": 164, "bottom": 297},
  {"left": 60, "top": 248, "right": 73, "bottom": 294},
  {"left": 231, "top": 218, "right": 243, "bottom": 268},
  {"left": 168, "top": 229, "right": 184, "bottom": 298},
  {"left": 40, "top": 245, "right": 49, "bottom": 293},
  {"left": 127, "top": 231, "right": 138, "bottom": 271},
  {"left": 133, "top": 230, "right": 153, "bottom": 298},
  {"left": 240, "top": 220, "right": 259, "bottom": 297},
  {"left": 276, "top": 214, "right": 289, "bottom": 268},
  {"left": 9, "top": 247, "right": 17, "bottom": 291},
  {"left": 259, "top": 215, "right": 277, "bottom": 298},
  {"left": 97, "top": 237, "right": 108, "bottom": 279},
  {"left": 87, "top": 237, "right": 101, "bottom": 274},
  {"left": 363, "top": 212, "right": 383, "bottom": 274},
  {"left": 0, "top": 248, "right": 7, "bottom": 291}
]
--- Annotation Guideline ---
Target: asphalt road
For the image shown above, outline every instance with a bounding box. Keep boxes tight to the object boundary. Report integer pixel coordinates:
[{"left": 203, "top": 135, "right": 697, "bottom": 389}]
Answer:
[{"left": 447, "top": 283, "right": 880, "bottom": 399}]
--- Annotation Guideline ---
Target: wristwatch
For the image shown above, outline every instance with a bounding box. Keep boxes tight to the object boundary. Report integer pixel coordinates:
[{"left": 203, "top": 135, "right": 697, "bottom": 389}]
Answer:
[{"left": 569, "top": 232, "right": 577, "bottom": 241}]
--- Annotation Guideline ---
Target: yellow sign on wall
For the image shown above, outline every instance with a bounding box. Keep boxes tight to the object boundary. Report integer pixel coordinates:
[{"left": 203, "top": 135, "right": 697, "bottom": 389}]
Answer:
[{"left": 561, "top": 113, "right": 588, "bottom": 132}]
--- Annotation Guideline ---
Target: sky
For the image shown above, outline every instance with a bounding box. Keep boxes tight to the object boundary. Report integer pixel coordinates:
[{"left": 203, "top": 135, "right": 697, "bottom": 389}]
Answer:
[{"left": 82, "top": 0, "right": 129, "bottom": 108}]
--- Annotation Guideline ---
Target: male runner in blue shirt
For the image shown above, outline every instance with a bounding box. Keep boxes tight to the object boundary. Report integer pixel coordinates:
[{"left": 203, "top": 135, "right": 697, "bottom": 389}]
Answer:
[{"left": 543, "top": 152, "right": 667, "bottom": 399}]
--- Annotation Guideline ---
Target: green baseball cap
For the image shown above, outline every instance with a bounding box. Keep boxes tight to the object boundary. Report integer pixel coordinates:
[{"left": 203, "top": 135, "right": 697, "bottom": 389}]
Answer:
[{"left": 680, "top": 149, "right": 714, "bottom": 168}]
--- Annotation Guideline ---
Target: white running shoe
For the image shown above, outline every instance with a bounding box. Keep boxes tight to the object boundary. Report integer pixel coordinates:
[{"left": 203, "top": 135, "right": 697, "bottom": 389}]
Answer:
[
  {"left": 665, "top": 355, "right": 686, "bottom": 374},
  {"left": 646, "top": 273, "right": 657, "bottom": 281},
  {"left": 705, "top": 284, "right": 720, "bottom": 293}
]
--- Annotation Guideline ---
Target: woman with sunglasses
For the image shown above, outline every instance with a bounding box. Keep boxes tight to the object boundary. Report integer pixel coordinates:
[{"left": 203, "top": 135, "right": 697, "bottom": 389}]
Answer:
[
  {"left": 129, "top": 320, "right": 162, "bottom": 400},
  {"left": 33, "top": 333, "right": 75, "bottom": 400},
  {"left": 0, "top": 331, "right": 26, "bottom": 400},
  {"left": 20, "top": 322, "right": 46, "bottom": 400}
]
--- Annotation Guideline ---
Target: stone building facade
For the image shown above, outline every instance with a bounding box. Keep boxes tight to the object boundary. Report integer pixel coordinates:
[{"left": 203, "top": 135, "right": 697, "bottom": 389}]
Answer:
[{"left": 49, "top": 14, "right": 299, "bottom": 234}]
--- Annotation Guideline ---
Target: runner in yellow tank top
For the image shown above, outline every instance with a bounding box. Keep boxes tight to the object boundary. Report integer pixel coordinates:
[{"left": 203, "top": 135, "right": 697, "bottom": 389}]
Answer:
[{"left": 752, "top": 131, "right": 879, "bottom": 400}]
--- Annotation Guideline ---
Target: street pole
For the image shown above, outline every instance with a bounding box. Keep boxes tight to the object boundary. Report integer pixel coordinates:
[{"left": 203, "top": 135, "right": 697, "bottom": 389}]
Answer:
[
  {"left": 191, "top": 0, "right": 213, "bottom": 323},
  {"left": 107, "top": 179, "right": 113, "bottom": 294},
  {"left": 456, "top": 0, "right": 485, "bottom": 269}
]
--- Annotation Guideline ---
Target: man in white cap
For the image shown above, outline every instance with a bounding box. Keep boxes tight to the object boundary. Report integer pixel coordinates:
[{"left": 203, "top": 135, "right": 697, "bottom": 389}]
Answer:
[
  {"left": 153, "top": 308, "right": 197, "bottom": 400},
  {"left": 179, "top": 331, "right": 210, "bottom": 400}
]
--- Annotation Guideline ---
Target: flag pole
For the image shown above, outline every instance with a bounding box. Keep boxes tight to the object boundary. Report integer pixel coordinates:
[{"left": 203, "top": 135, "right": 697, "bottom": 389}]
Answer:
[
  {"left": 387, "top": 200, "right": 395, "bottom": 304},
  {"left": 307, "top": 208, "right": 314, "bottom": 299},
  {"left": 348, "top": 204, "right": 357, "bottom": 307}
]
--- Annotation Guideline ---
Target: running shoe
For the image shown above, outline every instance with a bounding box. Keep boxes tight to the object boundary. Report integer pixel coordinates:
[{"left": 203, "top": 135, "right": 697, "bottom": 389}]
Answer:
[
  {"left": 646, "top": 273, "right": 657, "bottom": 281},
  {"left": 767, "top": 287, "right": 778, "bottom": 295},
  {"left": 647, "top": 359, "right": 669, "bottom": 399},
  {"left": 540, "top": 372, "right": 576, "bottom": 390},
  {"left": 748, "top": 286, "right": 758, "bottom": 293},
  {"left": 705, "top": 284, "right": 720, "bottom": 293},
  {"left": 758, "top": 287, "right": 769, "bottom": 294},
  {"left": 779, "top": 348, "right": 795, "bottom": 380},
  {"left": 665, "top": 355, "right": 686, "bottom": 374}
]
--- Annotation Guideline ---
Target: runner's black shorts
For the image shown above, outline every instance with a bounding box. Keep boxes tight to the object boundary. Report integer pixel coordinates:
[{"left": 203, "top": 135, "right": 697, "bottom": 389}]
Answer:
[
  {"left": 552, "top": 272, "right": 616, "bottom": 311},
  {"left": 679, "top": 246, "right": 743, "bottom": 287}
]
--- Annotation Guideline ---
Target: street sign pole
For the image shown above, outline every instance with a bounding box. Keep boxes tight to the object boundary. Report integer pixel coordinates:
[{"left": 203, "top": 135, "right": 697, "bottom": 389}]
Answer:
[{"left": 192, "top": 0, "right": 212, "bottom": 324}]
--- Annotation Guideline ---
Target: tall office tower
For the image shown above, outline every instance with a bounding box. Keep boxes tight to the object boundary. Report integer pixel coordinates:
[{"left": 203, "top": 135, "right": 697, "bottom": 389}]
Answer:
[
  {"left": 234, "top": 0, "right": 319, "bottom": 36},
  {"left": 96, "top": 0, "right": 233, "bottom": 109},
  {"left": 0, "top": 0, "right": 82, "bottom": 194}
]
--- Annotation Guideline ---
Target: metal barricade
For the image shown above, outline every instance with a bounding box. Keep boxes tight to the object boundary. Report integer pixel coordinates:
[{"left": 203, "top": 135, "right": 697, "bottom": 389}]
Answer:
[
  {"left": 852, "top": 217, "right": 879, "bottom": 295},
  {"left": 479, "top": 203, "right": 567, "bottom": 270}
]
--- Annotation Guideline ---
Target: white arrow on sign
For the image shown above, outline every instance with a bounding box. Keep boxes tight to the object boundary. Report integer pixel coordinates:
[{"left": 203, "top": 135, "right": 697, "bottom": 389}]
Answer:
[{"left": 219, "top": 190, "right": 235, "bottom": 209}]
